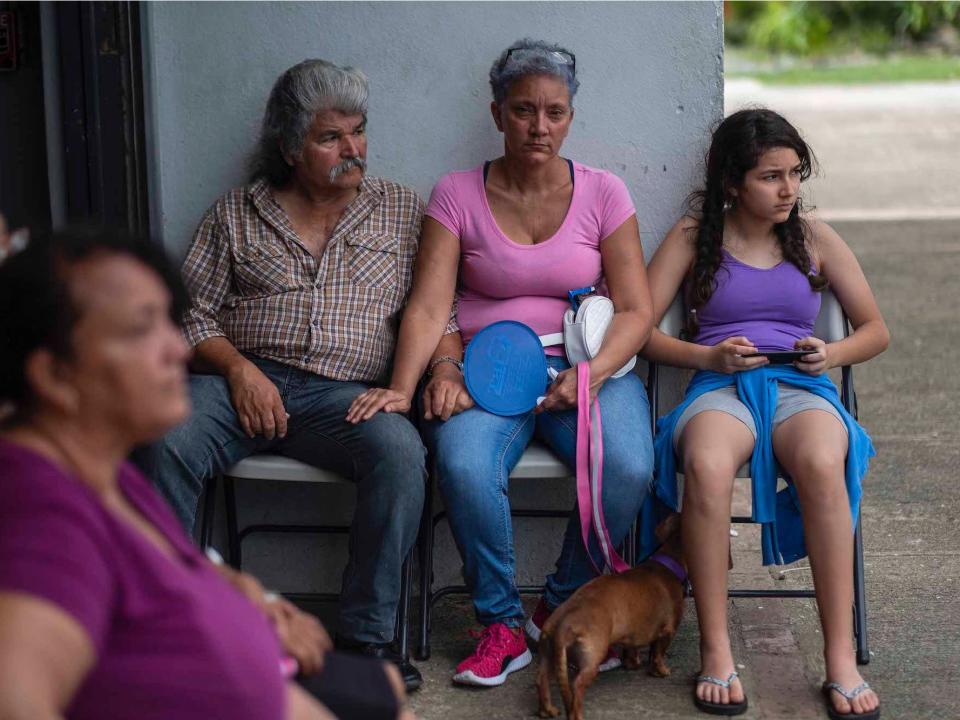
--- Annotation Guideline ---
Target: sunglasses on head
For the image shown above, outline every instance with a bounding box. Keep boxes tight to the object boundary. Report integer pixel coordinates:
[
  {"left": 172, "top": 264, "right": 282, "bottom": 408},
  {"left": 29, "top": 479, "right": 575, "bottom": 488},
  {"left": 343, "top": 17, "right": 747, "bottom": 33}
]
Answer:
[{"left": 500, "top": 47, "right": 576, "bottom": 76}]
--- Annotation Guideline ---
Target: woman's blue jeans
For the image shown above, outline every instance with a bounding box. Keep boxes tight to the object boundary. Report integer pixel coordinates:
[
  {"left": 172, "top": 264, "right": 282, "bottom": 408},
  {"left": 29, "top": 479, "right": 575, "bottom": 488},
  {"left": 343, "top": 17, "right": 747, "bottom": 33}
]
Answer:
[{"left": 420, "top": 356, "right": 654, "bottom": 628}]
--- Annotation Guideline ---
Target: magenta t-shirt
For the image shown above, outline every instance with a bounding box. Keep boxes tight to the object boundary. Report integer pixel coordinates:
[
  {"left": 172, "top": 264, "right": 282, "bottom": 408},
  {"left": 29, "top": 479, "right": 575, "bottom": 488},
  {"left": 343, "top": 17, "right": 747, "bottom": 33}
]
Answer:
[
  {"left": 425, "top": 161, "right": 636, "bottom": 353},
  {"left": 0, "top": 440, "right": 286, "bottom": 720}
]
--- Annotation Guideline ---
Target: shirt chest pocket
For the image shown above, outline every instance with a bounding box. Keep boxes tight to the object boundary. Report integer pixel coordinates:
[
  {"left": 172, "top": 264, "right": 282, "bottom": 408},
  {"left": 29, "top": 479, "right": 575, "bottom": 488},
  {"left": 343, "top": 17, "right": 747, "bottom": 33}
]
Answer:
[
  {"left": 346, "top": 233, "right": 400, "bottom": 290},
  {"left": 232, "top": 244, "right": 291, "bottom": 296}
]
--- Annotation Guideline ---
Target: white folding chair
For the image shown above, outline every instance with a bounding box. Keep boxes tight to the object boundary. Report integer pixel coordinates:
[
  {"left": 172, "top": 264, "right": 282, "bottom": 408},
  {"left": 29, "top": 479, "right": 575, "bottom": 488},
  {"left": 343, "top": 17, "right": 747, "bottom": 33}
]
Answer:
[{"left": 198, "top": 455, "right": 416, "bottom": 663}]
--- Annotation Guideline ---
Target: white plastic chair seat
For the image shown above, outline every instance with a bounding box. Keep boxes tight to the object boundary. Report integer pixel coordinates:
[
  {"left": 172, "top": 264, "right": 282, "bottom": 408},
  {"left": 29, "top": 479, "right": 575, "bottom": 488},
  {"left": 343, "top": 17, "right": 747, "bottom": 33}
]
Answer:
[
  {"left": 226, "top": 454, "right": 346, "bottom": 484},
  {"left": 509, "top": 441, "right": 570, "bottom": 479},
  {"left": 227, "top": 441, "right": 569, "bottom": 484}
]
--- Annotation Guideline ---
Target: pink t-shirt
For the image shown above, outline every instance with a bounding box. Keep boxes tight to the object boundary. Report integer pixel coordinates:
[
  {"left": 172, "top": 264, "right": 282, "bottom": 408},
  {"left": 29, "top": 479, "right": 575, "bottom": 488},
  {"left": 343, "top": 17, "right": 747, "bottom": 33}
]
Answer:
[
  {"left": 425, "top": 161, "right": 636, "bottom": 353},
  {"left": 0, "top": 440, "right": 287, "bottom": 720}
]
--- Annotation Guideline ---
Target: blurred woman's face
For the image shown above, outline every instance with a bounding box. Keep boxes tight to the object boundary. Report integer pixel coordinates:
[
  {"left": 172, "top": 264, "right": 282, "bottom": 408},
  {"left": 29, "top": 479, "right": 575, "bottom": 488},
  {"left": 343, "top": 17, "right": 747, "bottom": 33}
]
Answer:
[
  {"left": 64, "top": 254, "right": 190, "bottom": 444},
  {"left": 493, "top": 74, "right": 573, "bottom": 164}
]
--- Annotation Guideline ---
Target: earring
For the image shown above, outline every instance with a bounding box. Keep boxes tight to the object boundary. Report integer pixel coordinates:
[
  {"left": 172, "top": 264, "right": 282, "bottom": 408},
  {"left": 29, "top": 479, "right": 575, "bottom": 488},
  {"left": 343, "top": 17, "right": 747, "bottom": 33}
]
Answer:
[{"left": 722, "top": 199, "right": 733, "bottom": 212}]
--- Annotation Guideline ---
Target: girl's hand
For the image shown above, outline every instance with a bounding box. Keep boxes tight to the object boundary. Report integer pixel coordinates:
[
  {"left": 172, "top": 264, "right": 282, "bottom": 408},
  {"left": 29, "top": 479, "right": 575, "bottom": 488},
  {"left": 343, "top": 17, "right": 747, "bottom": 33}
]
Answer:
[
  {"left": 707, "top": 336, "right": 769, "bottom": 374},
  {"left": 421, "top": 364, "right": 474, "bottom": 421},
  {"left": 793, "top": 336, "right": 829, "bottom": 375}
]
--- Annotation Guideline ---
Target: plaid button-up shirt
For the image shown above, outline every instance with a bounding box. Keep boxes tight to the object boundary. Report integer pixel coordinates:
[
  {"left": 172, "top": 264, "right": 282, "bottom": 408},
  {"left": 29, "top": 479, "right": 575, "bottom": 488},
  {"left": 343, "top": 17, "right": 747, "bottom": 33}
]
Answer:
[{"left": 182, "top": 176, "right": 445, "bottom": 384}]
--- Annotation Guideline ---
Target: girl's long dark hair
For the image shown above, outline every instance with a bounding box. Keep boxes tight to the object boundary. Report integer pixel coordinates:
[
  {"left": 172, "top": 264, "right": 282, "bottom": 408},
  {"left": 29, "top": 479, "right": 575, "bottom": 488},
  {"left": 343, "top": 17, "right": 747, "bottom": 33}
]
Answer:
[{"left": 685, "top": 108, "right": 827, "bottom": 337}]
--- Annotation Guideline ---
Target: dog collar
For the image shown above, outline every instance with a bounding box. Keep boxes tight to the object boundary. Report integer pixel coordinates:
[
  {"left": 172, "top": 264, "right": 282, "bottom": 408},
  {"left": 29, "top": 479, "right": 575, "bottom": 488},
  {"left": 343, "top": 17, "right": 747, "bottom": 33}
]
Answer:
[{"left": 650, "top": 553, "right": 687, "bottom": 583}]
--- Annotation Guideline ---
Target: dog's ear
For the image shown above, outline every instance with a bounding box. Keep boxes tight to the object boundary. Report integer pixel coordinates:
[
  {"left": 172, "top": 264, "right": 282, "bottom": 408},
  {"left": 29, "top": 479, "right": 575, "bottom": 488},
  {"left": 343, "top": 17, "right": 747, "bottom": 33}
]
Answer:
[{"left": 654, "top": 512, "right": 681, "bottom": 543}]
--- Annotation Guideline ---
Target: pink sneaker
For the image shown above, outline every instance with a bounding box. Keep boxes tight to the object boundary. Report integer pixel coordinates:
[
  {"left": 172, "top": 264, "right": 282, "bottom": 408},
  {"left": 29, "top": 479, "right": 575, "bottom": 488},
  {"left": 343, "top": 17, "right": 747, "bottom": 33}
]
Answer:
[
  {"left": 452, "top": 623, "right": 532, "bottom": 687},
  {"left": 525, "top": 597, "right": 622, "bottom": 672}
]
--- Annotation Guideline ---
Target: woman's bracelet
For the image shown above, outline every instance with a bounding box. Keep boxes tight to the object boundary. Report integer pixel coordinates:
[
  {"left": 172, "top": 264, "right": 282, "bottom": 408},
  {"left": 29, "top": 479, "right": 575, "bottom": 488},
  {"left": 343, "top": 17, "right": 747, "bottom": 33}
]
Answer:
[{"left": 427, "top": 356, "right": 463, "bottom": 375}]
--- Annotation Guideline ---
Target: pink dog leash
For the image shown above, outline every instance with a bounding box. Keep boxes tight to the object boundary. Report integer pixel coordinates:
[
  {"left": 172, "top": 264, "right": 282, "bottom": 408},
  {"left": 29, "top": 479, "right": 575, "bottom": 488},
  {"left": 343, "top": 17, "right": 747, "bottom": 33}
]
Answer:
[{"left": 575, "top": 361, "right": 630, "bottom": 574}]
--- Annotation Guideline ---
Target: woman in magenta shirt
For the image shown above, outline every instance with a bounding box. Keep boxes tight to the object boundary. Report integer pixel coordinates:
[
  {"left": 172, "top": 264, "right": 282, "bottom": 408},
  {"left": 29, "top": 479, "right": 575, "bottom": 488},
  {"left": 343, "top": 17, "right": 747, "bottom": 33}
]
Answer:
[
  {"left": 0, "top": 230, "right": 408, "bottom": 720},
  {"left": 349, "top": 39, "right": 655, "bottom": 687}
]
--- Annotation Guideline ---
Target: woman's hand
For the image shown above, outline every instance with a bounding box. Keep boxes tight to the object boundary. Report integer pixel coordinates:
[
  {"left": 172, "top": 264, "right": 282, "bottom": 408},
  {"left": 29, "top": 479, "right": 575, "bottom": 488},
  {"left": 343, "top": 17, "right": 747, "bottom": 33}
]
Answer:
[
  {"left": 346, "top": 388, "right": 412, "bottom": 424},
  {"left": 213, "top": 563, "right": 331, "bottom": 675},
  {"left": 422, "top": 364, "right": 474, "bottom": 421},
  {"left": 705, "top": 336, "right": 769, "bottom": 374},
  {"left": 793, "top": 336, "right": 830, "bottom": 375},
  {"left": 262, "top": 595, "right": 331, "bottom": 676},
  {"left": 537, "top": 367, "right": 601, "bottom": 414}
]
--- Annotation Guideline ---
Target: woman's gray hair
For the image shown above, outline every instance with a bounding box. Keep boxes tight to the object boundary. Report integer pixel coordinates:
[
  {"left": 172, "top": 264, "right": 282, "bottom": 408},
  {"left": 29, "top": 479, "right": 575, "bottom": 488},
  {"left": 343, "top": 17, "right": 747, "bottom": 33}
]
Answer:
[
  {"left": 249, "top": 59, "right": 368, "bottom": 186},
  {"left": 489, "top": 38, "right": 579, "bottom": 108}
]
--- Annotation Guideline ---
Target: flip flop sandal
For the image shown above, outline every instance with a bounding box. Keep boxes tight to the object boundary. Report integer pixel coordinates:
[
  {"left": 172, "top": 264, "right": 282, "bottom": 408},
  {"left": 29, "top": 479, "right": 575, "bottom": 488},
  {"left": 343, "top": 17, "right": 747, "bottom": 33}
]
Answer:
[
  {"left": 694, "top": 671, "right": 749, "bottom": 716},
  {"left": 822, "top": 681, "right": 880, "bottom": 720}
]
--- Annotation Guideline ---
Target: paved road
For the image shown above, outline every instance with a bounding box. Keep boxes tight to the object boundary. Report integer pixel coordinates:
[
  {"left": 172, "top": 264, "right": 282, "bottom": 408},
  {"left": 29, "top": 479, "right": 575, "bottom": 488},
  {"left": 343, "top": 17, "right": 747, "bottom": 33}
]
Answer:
[
  {"left": 409, "top": 218, "right": 958, "bottom": 719},
  {"left": 726, "top": 79, "right": 960, "bottom": 221}
]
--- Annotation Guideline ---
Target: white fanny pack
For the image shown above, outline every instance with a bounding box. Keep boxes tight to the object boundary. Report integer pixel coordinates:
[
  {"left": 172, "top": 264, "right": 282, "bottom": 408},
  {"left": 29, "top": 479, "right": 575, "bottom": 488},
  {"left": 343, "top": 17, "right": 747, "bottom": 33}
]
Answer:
[{"left": 538, "top": 295, "right": 637, "bottom": 378}]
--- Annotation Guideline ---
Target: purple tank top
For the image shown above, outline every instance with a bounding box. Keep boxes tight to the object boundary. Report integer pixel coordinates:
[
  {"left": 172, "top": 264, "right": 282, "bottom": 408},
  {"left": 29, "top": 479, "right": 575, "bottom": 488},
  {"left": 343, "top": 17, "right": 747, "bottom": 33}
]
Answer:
[{"left": 694, "top": 248, "right": 821, "bottom": 351}]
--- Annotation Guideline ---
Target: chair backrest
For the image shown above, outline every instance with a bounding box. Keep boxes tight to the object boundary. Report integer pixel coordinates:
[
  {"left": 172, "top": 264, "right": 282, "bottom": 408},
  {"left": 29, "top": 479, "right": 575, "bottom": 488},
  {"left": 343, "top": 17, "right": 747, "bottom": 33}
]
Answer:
[{"left": 657, "top": 288, "right": 847, "bottom": 341}]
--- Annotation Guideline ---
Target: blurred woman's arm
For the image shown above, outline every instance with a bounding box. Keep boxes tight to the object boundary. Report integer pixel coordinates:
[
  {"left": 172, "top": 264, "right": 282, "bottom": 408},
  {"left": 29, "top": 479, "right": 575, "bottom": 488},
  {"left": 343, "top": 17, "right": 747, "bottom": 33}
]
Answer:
[{"left": 0, "top": 593, "right": 95, "bottom": 720}]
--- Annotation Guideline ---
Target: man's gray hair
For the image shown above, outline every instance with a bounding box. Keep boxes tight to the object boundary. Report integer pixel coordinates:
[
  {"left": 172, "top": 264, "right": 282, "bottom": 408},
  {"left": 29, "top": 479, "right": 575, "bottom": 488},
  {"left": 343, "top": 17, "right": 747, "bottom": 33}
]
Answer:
[
  {"left": 249, "top": 59, "right": 368, "bottom": 186},
  {"left": 489, "top": 38, "right": 579, "bottom": 108}
]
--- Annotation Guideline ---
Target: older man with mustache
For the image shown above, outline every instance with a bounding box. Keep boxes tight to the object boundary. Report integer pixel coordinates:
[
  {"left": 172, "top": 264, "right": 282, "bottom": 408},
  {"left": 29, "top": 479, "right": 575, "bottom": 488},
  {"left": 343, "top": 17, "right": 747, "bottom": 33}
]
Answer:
[{"left": 144, "top": 59, "right": 437, "bottom": 691}]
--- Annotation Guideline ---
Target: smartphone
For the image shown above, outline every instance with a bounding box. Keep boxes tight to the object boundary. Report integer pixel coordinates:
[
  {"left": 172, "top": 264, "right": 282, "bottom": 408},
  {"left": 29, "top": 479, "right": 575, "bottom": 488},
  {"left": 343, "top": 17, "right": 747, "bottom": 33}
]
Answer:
[{"left": 742, "top": 350, "right": 817, "bottom": 364}]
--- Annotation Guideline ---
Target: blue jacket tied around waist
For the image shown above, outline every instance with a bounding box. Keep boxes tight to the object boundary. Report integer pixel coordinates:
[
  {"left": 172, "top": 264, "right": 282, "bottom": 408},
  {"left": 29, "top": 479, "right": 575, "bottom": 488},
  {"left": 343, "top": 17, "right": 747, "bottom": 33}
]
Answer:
[{"left": 639, "top": 366, "right": 875, "bottom": 566}]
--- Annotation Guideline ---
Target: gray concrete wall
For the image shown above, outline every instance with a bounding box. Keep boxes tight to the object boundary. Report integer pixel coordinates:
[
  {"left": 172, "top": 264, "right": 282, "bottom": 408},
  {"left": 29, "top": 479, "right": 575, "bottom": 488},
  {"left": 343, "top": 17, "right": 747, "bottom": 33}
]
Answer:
[{"left": 141, "top": 1, "right": 722, "bottom": 597}]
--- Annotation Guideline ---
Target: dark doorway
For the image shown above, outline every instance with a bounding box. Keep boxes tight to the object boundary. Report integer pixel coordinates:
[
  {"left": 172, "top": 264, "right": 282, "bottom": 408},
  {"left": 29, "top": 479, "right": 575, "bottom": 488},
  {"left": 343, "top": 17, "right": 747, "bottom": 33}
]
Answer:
[
  {"left": 0, "top": 1, "right": 148, "bottom": 235},
  {"left": 0, "top": 2, "right": 51, "bottom": 231}
]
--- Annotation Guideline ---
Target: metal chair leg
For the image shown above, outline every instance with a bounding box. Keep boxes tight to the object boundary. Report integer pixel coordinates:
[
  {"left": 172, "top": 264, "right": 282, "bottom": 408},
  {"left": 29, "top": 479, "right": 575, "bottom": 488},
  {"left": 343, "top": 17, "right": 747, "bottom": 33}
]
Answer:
[
  {"left": 199, "top": 475, "right": 218, "bottom": 551},
  {"left": 853, "top": 510, "right": 870, "bottom": 665},
  {"left": 397, "top": 550, "right": 412, "bottom": 661},
  {"left": 223, "top": 475, "right": 241, "bottom": 569},
  {"left": 417, "top": 477, "right": 435, "bottom": 661}
]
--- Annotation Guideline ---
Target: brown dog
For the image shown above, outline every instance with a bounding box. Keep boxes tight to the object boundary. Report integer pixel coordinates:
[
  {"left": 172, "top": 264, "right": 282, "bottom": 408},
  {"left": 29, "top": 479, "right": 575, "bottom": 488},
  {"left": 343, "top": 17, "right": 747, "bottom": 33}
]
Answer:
[{"left": 535, "top": 514, "right": 686, "bottom": 720}]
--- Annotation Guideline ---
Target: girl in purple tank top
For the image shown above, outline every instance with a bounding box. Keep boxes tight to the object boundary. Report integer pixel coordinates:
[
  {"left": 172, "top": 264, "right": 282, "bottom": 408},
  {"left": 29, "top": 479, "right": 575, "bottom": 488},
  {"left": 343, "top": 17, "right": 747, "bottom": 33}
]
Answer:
[{"left": 643, "top": 110, "right": 888, "bottom": 719}]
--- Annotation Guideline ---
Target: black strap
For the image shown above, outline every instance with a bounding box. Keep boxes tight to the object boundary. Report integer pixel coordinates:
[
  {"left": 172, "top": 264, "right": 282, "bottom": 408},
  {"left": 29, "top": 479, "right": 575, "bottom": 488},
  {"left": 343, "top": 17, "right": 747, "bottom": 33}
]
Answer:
[{"left": 483, "top": 158, "right": 575, "bottom": 186}]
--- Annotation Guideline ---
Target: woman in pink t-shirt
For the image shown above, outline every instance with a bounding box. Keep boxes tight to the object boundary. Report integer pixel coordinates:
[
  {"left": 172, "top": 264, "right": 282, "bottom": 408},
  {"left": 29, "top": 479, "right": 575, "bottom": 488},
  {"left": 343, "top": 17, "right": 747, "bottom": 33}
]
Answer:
[{"left": 348, "top": 39, "right": 655, "bottom": 688}]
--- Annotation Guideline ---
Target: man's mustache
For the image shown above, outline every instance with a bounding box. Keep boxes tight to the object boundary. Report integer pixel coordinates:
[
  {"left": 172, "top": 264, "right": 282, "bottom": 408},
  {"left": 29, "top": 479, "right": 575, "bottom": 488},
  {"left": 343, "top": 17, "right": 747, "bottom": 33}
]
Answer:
[{"left": 329, "top": 157, "right": 367, "bottom": 181}]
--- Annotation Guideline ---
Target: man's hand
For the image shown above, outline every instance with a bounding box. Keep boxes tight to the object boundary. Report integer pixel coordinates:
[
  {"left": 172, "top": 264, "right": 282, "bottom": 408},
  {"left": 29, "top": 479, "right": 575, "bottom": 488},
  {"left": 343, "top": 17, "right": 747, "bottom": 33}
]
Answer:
[
  {"left": 226, "top": 360, "right": 288, "bottom": 438},
  {"left": 422, "top": 363, "right": 473, "bottom": 421}
]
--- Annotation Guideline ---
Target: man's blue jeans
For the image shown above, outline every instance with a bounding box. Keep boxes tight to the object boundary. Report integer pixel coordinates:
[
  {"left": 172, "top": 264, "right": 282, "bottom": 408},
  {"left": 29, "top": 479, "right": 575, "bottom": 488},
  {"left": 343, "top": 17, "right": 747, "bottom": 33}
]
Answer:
[
  {"left": 420, "top": 356, "right": 654, "bottom": 628},
  {"left": 143, "top": 357, "right": 426, "bottom": 645}
]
